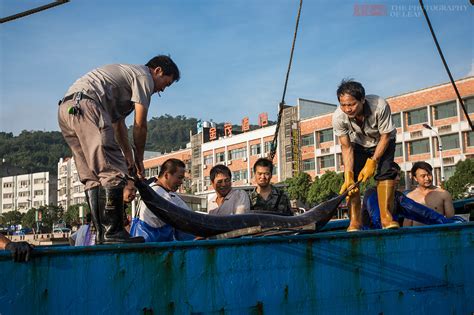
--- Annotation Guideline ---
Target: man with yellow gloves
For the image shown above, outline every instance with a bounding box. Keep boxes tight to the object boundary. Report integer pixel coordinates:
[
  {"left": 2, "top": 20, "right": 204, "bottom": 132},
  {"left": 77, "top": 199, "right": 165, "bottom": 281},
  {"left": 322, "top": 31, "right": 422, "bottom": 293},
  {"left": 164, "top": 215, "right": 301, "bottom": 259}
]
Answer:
[{"left": 333, "top": 79, "right": 399, "bottom": 231}]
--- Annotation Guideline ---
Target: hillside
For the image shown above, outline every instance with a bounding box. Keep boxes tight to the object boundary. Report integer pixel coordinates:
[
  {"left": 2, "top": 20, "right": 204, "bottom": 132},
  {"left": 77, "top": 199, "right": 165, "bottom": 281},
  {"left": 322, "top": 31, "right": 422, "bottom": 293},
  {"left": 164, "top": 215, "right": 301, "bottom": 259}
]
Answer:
[{"left": 0, "top": 115, "right": 274, "bottom": 176}]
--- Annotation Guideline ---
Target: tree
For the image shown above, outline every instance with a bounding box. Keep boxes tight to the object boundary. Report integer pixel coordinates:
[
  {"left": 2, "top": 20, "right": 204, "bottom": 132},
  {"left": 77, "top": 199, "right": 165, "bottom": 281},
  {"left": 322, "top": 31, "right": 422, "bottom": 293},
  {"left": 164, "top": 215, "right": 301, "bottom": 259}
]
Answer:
[
  {"left": 0, "top": 210, "right": 24, "bottom": 226},
  {"left": 63, "top": 203, "right": 88, "bottom": 226},
  {"left": 445, "top": 159, "right": 474, "bottom": 200},
  {"left": 36, "top": 205, "right": 64, "bottom": 232},
  {"left": 284, "top": 172, "right": 312, "bottom": 205},
  {"left": 21, "top": 208, "right": 36, "bottom": 229},
  {"left": 307, "top": 171, "right": 344, "bottom": 205}
]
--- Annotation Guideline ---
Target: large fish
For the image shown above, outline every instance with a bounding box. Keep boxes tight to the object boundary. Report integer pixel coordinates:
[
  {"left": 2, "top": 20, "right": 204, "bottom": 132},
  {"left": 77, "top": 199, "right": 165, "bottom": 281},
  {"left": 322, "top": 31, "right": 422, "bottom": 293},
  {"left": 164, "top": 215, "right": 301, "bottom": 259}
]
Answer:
[{"left": 135, "top": 180, "right": 357, "bottom": 237}]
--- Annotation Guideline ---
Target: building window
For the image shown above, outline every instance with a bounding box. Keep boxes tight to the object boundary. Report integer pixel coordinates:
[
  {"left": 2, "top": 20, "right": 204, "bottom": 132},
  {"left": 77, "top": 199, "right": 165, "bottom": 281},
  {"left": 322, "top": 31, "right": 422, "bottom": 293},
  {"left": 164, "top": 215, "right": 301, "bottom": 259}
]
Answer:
[
  {"left": 392, "top": 113, "right": 402, "bottom": 128},
  {"left": 3, "top": 193, "right": 13, "bottom": 199},
  {"left": 3, "top": 183, "right": 13, "bottom": 188},
  {"left": 3, "top": 204, "right": 13, "bottom": 210},
  {"left": 467, "top": 131, "right": 474, "bottom": 147},
  {"left": 319, "top": 155, "right": 335, "bottom": 169},
  {"left": 232, "top": 169, "right": 248, "bottom": 182},
  {"left": 204, "top": 176, "right": 211, "bottom": 186},
  {"left": 440, "top": 133, "right": 459, "bottom": 150},
  {"left": 434, "top": 102, "right": 457, "bottom": 120},
  {"left": 228, "top": 147, "right": 247, "bottom": 160},
  {"left": 203, "top": 154, "right": 213, "bottom": 165},
  {"left": 302, "top": 158, "right": 315, "bottom": 171},
  {"left": 264, "top": 141, "right": 272, "bottom": 153},
  {"left": 444, "top": 165, "right": 456, "bottom": 180},
  {"left": 465, "top": 97, "right": 474, "bottom": 113},
  {"left": 318, "top": 129, "right": 333, "bottom": 143},
  {"left": 407, "top": 108, "right": 427, "bottom": 126},
  {"left": 216, "top": 152, "right": 225, "bottom": 163},
  {"left": 250, "top": 144, "right": 261, "bottom": 156},
  {"left": 395, "top": 143, "right": 403, "bottom": 158},
  {"left": 146, "top": 166, "right": 160, "bottom": 178},
  {"left": 34, "top": 178, "right": 45, "bottom": 184},
  {"left": 409, "top": 138, "right": 430, "bottom": 155},
  {"left": 19, "top": 191, "right": 30, "bottom": 197},
  {"left": 34, "top": 190, "right": 44, "bottom": 196},
  {"left": 19, "top": 180, "right": 30, "bottom": 187},
  {"left": 301, "top": 134, "right": 314, "bottom": 147}
]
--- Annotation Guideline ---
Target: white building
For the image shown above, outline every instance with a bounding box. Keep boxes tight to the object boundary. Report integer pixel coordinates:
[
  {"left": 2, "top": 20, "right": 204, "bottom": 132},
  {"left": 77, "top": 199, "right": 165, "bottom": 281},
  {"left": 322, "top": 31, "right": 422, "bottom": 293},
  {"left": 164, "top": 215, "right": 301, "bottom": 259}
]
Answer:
[
  {"left": 57, "top": 157, "right": 85, "bottom": 209},
  {"left": 0, "top": 172, "right": 57, "bottom": 214}
]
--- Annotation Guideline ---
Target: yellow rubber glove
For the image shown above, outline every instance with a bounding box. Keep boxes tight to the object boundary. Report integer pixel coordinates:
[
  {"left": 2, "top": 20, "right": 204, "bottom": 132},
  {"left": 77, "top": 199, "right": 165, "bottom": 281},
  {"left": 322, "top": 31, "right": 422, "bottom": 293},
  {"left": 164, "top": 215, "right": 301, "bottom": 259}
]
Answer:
[
  {"left": 339, "top": 171, "right": 358, "bottom": 196},
  {"left": 358, "top": 158, "right": 377, "bottom": 182}
]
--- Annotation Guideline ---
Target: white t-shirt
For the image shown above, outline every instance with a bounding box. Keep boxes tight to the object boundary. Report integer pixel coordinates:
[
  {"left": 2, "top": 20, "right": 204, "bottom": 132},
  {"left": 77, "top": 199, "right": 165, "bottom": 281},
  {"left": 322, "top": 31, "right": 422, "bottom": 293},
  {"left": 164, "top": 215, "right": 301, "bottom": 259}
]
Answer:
[
  {"left": 207, "top": 189, "right": 250, "bottom": 215},
  {"left": 138, "top": 183, "right": 191, "bottom": 228}
]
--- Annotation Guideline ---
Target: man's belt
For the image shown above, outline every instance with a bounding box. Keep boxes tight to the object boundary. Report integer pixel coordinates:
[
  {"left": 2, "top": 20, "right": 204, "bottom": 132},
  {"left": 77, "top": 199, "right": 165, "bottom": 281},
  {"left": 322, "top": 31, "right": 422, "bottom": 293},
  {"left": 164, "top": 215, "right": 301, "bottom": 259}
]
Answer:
[{"left": 58, "top": 92, "right": 94, "bottom": 105}]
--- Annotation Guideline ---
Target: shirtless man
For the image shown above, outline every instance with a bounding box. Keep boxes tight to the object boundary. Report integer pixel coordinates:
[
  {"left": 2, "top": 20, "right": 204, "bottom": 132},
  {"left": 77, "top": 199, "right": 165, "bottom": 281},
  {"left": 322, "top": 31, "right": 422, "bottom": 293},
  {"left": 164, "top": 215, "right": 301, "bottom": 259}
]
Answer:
[{"left": 404, "top": 161, "right": 455, "bottom": 226}]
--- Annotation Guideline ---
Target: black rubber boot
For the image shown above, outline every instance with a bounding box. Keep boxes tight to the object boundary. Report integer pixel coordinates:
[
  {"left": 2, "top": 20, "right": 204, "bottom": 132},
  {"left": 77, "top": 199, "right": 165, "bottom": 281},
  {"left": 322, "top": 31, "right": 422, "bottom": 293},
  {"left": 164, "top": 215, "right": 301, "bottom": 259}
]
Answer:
[
  {"left": 101, "top": 186, "right": 144, "bottom": 244},
  {"left": 85, "top": 187, "right": 105, "bottom": 244}
]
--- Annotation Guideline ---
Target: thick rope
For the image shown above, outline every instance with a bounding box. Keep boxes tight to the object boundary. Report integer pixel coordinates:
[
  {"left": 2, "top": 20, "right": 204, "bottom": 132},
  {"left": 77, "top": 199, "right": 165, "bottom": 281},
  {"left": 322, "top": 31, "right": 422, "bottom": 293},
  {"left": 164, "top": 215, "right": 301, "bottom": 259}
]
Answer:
[
  {"left": 269, "top": 0, "right": 303, "bottom": 161},
  {"left": 419, "top": 0, "right": 473, "bottom": 131},
  {"left": 0, "top": 0, "right": 69, "bottom": 24}
]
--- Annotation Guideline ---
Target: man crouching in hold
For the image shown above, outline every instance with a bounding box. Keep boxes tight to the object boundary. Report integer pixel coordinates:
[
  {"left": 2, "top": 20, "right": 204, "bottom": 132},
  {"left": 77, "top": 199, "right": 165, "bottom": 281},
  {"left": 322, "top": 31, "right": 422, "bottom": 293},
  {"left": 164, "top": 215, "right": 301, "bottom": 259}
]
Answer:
[
  {"left": 58, "top": 55, "right": 180, "bottom": 243},
  {"left": 333, "top": 79, "right": 399, "bottom": 231}
]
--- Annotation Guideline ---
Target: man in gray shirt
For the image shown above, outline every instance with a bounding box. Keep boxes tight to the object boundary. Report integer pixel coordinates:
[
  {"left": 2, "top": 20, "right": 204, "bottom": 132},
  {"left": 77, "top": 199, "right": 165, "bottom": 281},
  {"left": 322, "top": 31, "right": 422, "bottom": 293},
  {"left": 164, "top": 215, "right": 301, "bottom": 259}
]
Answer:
[
  {"left": 333, "top": 79, "right": 399, "bottom": 231},
  {"left": 58, "top": 55, "right": 180, "bottom": 244}
]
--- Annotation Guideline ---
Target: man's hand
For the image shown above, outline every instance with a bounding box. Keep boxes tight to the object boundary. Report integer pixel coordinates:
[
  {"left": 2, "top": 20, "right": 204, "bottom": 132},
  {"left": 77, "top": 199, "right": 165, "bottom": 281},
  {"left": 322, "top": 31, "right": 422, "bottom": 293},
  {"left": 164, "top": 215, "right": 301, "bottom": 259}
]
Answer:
[
  {"left": 6, "top": 241, "right": 33, "bottom": 262},
  {"left": 340, "top": 171, "right": 358, "bottom": 196},
  {"left": 358, "top": 158, "right": 377, "bottom": 182}
]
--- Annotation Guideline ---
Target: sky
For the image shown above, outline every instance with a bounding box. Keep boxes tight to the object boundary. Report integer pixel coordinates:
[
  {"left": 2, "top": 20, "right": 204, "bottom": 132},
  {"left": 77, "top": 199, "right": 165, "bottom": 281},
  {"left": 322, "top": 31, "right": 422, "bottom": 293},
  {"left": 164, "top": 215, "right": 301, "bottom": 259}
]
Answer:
[{"left": 1, "top": 0, "right": 472, "bottom": 135}]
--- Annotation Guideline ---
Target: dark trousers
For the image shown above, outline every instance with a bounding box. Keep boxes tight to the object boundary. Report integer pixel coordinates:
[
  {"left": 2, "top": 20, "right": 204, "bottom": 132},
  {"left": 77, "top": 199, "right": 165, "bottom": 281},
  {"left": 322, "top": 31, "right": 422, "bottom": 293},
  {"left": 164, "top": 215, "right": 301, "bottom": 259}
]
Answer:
[{"left": 353, "top": 138, "right": 397, "bottom": 181}]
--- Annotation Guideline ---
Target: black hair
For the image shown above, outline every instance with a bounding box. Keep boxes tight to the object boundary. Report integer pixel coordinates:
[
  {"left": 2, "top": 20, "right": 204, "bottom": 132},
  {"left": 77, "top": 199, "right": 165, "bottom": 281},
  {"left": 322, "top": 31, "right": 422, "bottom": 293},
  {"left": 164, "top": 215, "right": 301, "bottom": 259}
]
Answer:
[
  {"left": 337, "top": 78, "right": 365, "bottom": 101},
  {"left": 253, "top": 158, "right": 273, "bottom": 174},
  {"left": 411, "top": 161, "right": 433, "bottom": 176},
  {"left": 146, "top": 55, "right": 181, "bottom": 82},
  {"left": 158, "top": 158, "right": 186, "bottom": 177},
  {"left": 210, "top": 164, "right": 232, "bottom": 182}
]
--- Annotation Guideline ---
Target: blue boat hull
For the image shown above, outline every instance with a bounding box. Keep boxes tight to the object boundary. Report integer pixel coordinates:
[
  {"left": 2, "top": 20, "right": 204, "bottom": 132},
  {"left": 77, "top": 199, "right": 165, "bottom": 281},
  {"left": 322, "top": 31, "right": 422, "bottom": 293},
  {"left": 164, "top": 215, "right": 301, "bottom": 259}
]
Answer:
[{"left": 1, "top": 223, "right": 473, "bottom": 314}]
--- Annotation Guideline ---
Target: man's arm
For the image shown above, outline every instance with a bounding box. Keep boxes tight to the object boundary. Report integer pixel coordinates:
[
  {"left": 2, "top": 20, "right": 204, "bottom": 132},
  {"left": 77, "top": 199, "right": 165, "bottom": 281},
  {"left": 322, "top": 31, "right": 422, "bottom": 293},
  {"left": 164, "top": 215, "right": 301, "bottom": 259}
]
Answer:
[
  {"left": 442, "top": 190, "right": 455, "bottom": 218},
  {"left": 133, "top": 103, "right": 149, "bottom": 179},
  {"left": 371, "top": 132, "right": 391, "bottom": 162},
  {"left": 113, "top": 118, "right": 134, "bottom": 175},
  {"left": 1, "top": 233, "right": 33, "bottom": 262},
  {"left": 339, "top": 135, "right": 354, "bottom": 172},
  {"left": 0, "top": 233, "right": 10, "bottom": 250},
  {"left": 235, "top": 190, "right": 251, "bottom": 214}
]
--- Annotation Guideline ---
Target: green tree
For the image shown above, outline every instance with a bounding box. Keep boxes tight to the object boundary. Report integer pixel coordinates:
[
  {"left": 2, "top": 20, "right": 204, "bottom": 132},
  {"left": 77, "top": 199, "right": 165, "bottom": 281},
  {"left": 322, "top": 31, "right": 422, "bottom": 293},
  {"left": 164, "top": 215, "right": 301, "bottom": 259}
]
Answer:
[
  {"left": 284, "top": 172, "right": 312, "bottom": 205},
  {"left": 36, "top": 205, "right": 64, "bottom": 232},
  {"left": 63, "top": 203, "right": 89, "bottom": 226},
  {"left": 0, "top": 211, "right": 24, "bottom": 226},
  {"left": 307, "top": 171, "right": 344, "bottom": 205},
  {"left": 21, "top": 208, "right": 36, "bottom": 229},
  {"left": 445, "top": 159, "right": 474, "bottom": 200}
]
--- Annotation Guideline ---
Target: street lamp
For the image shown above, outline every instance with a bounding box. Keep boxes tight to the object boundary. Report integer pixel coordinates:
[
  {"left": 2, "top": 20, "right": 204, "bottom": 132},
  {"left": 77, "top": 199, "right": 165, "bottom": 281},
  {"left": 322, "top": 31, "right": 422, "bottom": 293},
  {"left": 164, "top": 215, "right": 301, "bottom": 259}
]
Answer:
[{"left": 422, "top": 123, "right": 445, "bottom": 185}]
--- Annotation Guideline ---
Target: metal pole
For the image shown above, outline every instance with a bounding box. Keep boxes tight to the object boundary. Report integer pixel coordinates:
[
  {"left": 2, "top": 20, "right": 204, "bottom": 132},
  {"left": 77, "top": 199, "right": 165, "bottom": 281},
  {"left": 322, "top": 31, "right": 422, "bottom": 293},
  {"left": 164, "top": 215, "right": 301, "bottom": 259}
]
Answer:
[
  {"left": 434, "top": 131, "right": 445, "bottom": 184},
  {"left": 423, "top": 123, "right": 445, "bottom": 186}
]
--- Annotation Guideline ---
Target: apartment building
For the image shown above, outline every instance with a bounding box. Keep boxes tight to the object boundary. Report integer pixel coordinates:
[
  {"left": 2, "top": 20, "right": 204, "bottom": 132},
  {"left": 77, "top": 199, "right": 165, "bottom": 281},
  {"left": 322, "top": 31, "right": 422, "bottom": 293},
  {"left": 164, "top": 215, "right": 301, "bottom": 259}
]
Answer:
[
  {"left": 0, "top": 172, "right": 57, "bottom": 214},
  {"left": 57, "top": 157, "right": 85, "bottom": 209}
]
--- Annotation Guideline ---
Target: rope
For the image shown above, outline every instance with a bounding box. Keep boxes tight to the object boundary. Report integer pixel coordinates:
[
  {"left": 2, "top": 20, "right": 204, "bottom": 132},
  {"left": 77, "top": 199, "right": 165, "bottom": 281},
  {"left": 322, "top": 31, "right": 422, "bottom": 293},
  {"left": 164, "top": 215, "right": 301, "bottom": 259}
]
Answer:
[
  {"left": 0, "top": 0, "right": 69, "bottom": 24},
  {"left": 269, "top": 0, "right": 303, "bottom": 161},
  {"left": 419, "top": 0, "right": 473, "bottom": 131}
]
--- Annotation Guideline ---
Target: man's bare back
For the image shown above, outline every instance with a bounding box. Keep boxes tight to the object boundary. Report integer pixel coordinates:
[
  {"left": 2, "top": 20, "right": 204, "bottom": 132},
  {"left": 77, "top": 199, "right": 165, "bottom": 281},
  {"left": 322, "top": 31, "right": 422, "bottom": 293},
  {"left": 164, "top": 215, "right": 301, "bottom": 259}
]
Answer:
[{"left": 405, "top": 186, "right": 455, "bottom": 226}]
